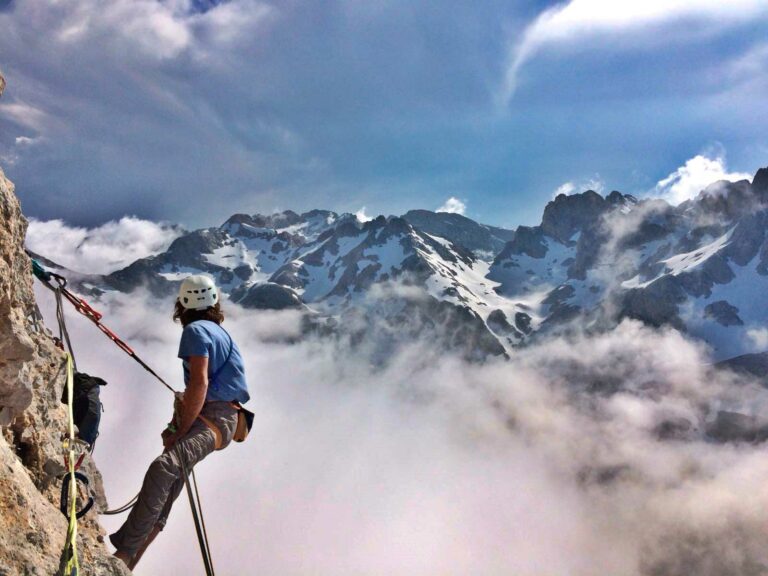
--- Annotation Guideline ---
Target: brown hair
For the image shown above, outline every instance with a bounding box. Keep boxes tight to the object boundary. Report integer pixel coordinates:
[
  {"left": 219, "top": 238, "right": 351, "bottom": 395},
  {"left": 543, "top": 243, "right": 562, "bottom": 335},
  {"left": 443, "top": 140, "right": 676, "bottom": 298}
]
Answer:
[{"left": 173, "top": 300, "right": 225, "bottom": 327}]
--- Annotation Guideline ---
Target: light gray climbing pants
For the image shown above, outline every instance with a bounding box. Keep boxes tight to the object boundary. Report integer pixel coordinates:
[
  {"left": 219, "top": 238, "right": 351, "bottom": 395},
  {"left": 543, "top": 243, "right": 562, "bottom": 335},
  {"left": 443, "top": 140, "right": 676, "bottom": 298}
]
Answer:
[{"left": 109, "top": 401, "right": 239, "bottom": 556}]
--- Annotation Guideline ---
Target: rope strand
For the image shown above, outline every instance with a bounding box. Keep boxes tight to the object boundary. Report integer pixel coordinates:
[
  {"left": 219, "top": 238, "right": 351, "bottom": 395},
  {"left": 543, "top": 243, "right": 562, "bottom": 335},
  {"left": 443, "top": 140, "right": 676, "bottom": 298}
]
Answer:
[
  {"left": 177, "top": 446, "right": 216, "bottom": 576},
  {"left": 34, "top": 258, "right": 217, "bottom": 573}
]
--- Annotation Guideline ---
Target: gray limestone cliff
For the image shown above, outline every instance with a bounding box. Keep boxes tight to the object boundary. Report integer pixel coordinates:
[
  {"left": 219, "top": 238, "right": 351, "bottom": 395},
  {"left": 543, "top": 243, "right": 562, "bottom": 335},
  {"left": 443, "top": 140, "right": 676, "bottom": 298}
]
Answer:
[{"left": 0, "top": 101, "right": 129, "bottom": 576}]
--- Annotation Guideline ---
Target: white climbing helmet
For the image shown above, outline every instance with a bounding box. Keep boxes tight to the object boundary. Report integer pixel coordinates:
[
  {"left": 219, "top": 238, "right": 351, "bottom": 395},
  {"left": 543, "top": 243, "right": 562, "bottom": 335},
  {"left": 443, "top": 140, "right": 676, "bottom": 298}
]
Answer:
[{"left": 178, "top": 275, "right": 219, "bottom": 310}]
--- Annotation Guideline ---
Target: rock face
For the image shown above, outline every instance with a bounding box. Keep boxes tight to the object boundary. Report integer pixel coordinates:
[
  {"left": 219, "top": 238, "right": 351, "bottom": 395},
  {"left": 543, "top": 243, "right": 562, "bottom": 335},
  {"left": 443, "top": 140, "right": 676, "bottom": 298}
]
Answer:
[
  {"left": 541, "top": 190, "right": 607, "bottom": 243},
  {"left": 231, "top": 282, "right": 304, "bottom": 310},
  {"left": 0, "top": 166, "right": 129, "bottom": 575},
  {"left": 402, "top": 210, "right": 515, "bottom": 257}
]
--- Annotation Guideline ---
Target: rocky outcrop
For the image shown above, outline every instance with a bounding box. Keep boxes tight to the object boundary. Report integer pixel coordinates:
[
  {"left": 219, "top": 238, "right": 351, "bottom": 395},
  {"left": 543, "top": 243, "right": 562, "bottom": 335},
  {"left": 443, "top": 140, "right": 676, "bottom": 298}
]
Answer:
[
  {"left": 695, "top": 179, "right": 764, "bottom": 219},
  {"left": 705, "top": 411, "right": 768, "bottom": 443},
  {"left": 716, "top": 352, "right": 768, "bottom": 378},
  {"left": 494, "top": 226, "right": 547, "bottom": 260},
  {"left": 486, "top": 309, "right": 521, "bottom": 340},
  {"left": 402, "top": 210, "right": 514, "bottom": 256},
  {"left": 231, "top": 282, "right": 304, "bottom": 310},
  {"left": 753, "top": 168, "right": 768, "bottom": 201},
  {"left": 0, "top": 169, "right": 36, "bottom": 426},
  {"left": 704, "top": 300, "right": 743, "bottom": 327},
  {"left": 0, "top": 166, "right": 128, "bottom": 575},
  {"left": 619, "top": 276, "right": 686, "bottom": 330},
  {"left": 541, "top": 190, "right": 606, "bottom": 243}
]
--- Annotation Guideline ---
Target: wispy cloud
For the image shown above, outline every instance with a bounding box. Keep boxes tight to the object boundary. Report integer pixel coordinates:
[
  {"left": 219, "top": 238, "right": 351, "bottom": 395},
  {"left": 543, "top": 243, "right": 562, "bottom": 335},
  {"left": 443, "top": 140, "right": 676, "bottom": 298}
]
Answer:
[
  {"left": 355, "top": 206, "right": 373, "bottom": 222},
  {"left": 746, "top": 327, "right": 768, "bottom": 350},
  {"left": 553, "top": 175, "right": 604, "bottom": 198},
  {"left": 436, "top": 197, "right": 466, "bottom": 215},
  {"left": 653, "top": 152, "right": 751, "bottom": 205},
  {"left": 554, "top": 181, "right": 576, "bottom": 196},
  {"left": 501, "top": 0, "right": 768, "bottom": 104},
  {"left": 26, "top": 217, "right": 182, "bottom": 274},
  {"left": 51, "top": 0, "right": 273, "bottom": 59},
  {"left": 0, "top": 101, "right": 50, "bottom": 132}
]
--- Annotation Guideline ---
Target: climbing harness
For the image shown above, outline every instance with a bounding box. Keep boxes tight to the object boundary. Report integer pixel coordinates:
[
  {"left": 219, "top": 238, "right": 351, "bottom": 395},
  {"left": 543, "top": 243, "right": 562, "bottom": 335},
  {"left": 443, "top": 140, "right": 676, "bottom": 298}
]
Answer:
[{"left": 32, "top": 258, "right": 220, "bottom": 574}]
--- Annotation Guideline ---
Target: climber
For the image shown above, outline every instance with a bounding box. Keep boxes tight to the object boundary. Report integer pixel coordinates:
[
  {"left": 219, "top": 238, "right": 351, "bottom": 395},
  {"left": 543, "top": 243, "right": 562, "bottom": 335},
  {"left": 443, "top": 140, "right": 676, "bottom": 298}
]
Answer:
[{"left": 109, "top": 275, "right": 250, "bottom": 569}]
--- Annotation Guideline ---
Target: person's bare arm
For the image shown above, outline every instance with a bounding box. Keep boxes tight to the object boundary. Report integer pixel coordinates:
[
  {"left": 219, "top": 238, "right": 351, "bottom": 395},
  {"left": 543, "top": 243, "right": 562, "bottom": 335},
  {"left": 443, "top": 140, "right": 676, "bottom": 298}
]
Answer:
[{"left": 164, "top": 356, "right": 208, "bottom": 448}]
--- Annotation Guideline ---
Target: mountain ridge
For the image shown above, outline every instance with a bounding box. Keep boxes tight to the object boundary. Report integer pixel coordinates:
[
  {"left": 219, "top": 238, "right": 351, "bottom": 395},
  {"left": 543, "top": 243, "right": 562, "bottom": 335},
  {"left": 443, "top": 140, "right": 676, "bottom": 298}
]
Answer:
[{"left": 39, "top": 166, "right": 768, "bottom": 364}]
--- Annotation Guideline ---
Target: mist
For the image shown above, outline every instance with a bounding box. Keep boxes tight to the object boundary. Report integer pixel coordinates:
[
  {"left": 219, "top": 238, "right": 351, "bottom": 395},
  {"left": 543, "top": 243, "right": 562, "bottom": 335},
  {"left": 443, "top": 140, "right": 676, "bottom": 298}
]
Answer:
[
  {"left": 26, "top": 217, "right": 181, "bottom": 274},
  {"left": 31, "top": 280, "right": 768, "bottom": 576}
]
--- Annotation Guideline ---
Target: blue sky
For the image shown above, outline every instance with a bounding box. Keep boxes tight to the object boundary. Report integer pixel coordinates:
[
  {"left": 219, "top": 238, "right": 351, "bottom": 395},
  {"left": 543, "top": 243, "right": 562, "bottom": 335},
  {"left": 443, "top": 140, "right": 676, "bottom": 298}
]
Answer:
[{"left": 0, "top": 0, "right": 767, "bottom": 228}]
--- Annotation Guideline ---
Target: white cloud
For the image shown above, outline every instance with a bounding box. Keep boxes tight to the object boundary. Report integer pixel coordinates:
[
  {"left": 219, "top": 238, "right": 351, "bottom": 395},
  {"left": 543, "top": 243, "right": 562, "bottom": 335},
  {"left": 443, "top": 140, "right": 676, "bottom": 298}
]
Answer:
[
  {"left": 355, "top": 206, "right": 373, "bottom": 222},
  {"left": 585, "top": 175, "right": 605, "bottom": 194},
  {"left": 553, "top": 175, "right": 604, "bottom": 198},
  {"left": 14, "top": 136, "right": 43, "bottom": 147},
  {"left": 730, "top": 42, "right": 768, "bottom": 76},
  {"left": 193, "top": 1, "right": 274, "bottom": 48},
  {"left": 501, "top": 0, "right": 768, "bottom": 103},
  {"left": 554, "top": 181, "right": 576, "bottom": 196},
  {"left": 0, "top": 102, "right": 51, "bottom": 132},
  {"left": 436, "top": 197, "right": 467, "bottom": 215},
  {"left": 26, "top": 0, "right": 273, "bottom": 62},
  {"left": 654, "top": 153, "right": 751, "bottom": 205},
  {"left": 746, "top": 327, "right": 768, "bottom": 351},
  {"left": 25, "top": 217, "right": 182, "bottom": 274},
  {"left": 31, "top": 284, "right": 768, "bottom": 575}
]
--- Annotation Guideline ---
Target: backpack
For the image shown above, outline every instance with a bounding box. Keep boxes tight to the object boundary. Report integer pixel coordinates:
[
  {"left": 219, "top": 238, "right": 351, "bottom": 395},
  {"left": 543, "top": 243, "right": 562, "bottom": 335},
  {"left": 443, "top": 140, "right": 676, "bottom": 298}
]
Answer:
[{"left": 61, "top": 372, "right": 107, "bottom": 448}]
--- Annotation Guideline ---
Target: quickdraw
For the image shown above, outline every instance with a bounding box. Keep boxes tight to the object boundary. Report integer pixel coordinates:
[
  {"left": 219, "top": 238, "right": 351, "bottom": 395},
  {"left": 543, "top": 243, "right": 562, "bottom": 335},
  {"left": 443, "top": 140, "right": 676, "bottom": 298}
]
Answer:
[{"left": 32, "top": 258, "right": 175, "bottom": 394}]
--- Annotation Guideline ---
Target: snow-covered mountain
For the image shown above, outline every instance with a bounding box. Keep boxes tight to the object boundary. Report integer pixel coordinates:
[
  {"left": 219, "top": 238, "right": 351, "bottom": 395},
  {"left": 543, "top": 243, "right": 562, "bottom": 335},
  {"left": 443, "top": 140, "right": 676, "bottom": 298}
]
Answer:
[
  {"left": 67, "top": 167, "right": 768, "bottom": 362},
  {"left": 489, "top": 168, "right": 768, "bottom": 360}
]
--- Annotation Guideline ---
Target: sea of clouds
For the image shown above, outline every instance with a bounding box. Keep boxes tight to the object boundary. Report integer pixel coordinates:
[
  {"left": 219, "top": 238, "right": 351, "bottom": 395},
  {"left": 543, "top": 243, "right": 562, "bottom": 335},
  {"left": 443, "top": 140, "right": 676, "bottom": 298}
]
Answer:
[
  {"left": 30, "top": 290, "right": 768, "bottom": 576},
  {"left": 25, "top": 218, "right": 768, "bottom": 576}
]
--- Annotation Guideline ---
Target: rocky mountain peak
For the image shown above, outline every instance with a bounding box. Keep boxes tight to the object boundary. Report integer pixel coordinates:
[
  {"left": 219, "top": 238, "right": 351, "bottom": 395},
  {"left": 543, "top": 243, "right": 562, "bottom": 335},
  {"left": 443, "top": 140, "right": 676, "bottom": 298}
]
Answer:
[
  {"left": 606, "top": 190, "right": 637, "bottom": 206},
  {"left": 402, "top": 209, "right": 514, "bottom": 256},
  {"left": 694, "top": 178, "right": 762, "bottom": 219},
  {"left": 752, "top": 166, "right": 768, "bottom": 200},
  {"left": 541, "top": 189, "right": 607, "bottom": 243}
]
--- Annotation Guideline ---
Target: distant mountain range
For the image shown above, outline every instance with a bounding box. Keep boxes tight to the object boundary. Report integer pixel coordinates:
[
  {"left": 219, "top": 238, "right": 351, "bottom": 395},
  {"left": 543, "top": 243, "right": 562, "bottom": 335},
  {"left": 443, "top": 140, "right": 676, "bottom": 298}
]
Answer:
[{"left": 39, "top": 167, "right": 768, "bottom": 363}]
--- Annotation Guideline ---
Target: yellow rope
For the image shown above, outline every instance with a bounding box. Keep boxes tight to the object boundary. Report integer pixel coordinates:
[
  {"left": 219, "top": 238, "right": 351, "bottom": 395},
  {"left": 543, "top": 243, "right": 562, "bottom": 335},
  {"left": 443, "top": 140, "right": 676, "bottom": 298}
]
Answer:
[{"left": 61, "top": 352, "right": 80, "bottom": 575}]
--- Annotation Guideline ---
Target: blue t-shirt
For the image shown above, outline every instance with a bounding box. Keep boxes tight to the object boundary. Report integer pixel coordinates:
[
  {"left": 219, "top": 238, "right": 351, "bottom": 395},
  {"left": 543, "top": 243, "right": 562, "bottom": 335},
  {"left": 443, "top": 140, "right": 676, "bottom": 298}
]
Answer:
[{"left": 178, "top": 320, "right": 250, "bottom": 404}]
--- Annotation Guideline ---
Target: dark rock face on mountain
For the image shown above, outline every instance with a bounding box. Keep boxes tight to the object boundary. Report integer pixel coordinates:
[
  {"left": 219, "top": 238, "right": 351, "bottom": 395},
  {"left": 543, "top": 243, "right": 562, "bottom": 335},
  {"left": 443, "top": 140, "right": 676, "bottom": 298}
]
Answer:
[
  {"left": 753, "top": 168, "right": 768, "bottom": 200},
  {"left": 541, "top": 190, "right": 636, "bottom": 246},
  {"left": 232, "top": 283, "right": 303, "bottom": 310},
  {"left": 620, "top": 277, "right": 686, "bottom": 329},
  {"left": 494, "top": 226, "right": 547, "bottom": 260},
  {"left": 704, "top": 300, "right": 743, "bottom": 327},
  {"left": 716, "top": 352, "right": 768, "bottom": 379},
  {"left": 705, "top": 411, "right": 768, "bottom": 443},
  {"left": 694, "top": 179, "right": 764, "bottom": 219},
  {"left": 402, "top": 210, "right": 514, "bottom": 256}
]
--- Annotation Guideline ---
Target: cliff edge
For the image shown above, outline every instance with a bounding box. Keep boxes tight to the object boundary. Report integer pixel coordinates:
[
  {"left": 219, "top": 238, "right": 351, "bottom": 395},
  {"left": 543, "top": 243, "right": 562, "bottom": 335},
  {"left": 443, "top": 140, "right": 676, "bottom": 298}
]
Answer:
[{"left": 0, "top": 82, "right": 129, "bottom": 575}]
